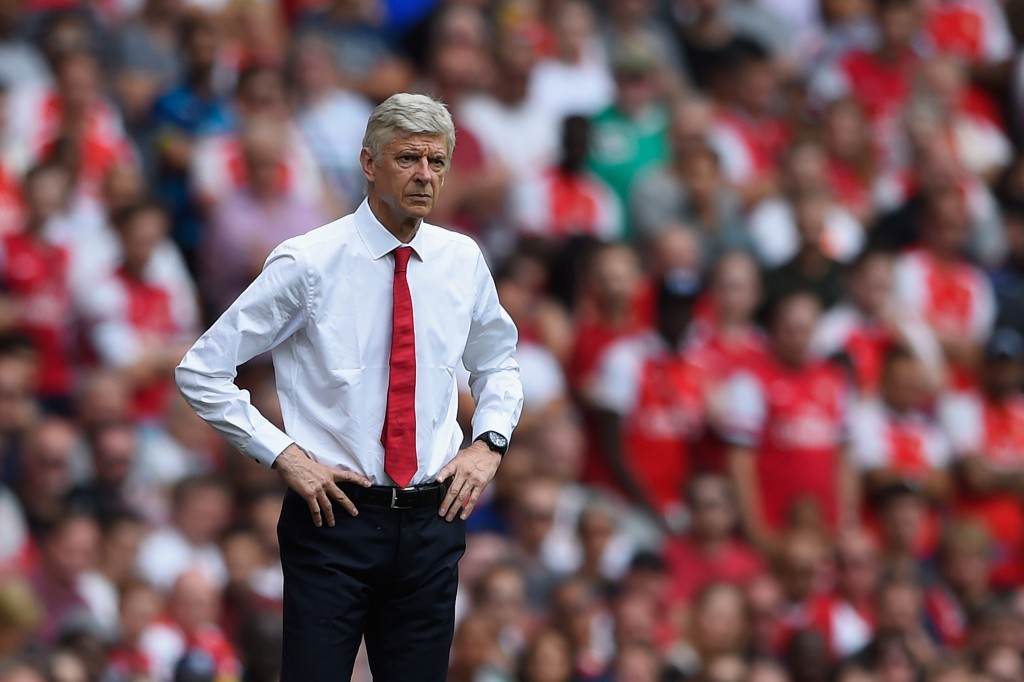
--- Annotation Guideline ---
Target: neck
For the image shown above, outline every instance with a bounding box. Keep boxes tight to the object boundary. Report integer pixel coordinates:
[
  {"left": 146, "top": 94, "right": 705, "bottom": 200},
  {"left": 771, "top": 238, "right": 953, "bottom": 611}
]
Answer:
[{"left": 367, "top": 192, "right": 420, "bottom": 243}]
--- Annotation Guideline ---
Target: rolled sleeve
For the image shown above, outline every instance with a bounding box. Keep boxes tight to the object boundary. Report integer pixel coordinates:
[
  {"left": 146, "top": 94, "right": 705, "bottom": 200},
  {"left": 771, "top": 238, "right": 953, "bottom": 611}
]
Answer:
[
  {"left": 462, "top": 251, "right": 524, "bottom": 442},
  {"left": 175, "top": 245, "right": 312, "bottom": 467}
]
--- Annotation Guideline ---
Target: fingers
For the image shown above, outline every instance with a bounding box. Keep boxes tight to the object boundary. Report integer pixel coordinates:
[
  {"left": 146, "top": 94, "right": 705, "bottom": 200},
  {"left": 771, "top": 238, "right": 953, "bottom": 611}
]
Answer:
[
  {"left": 327, "top": 482, "right": 359, "bottom": 517},
  {"left": 333, "top": 469, "right": 372, "bottom": 488},
  {"left": 316, "top": 489, "right": 336, "bottom": 527},
  {"left": 447, "top": 477, "right": 478, "bottom": 522},
  {"left": 459, "top": 486, "right": 483, "bottom": 521},
  {"left": 305, "top": 495, "right": 324, "bottom": 528},
  {"left": 435, "top": 462, "right": 455, "bottom": 484},
  {"left": 439, "top": 472, "right": 465, "bottom": 519}
]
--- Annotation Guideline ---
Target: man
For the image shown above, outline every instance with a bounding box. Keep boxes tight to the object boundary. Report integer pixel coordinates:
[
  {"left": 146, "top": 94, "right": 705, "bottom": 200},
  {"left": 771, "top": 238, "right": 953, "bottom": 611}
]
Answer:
[
  {"left": 940, "top": 328, "right": 1024, "bottom": 588},
  {"left": 175, "top": 93, "right": 523, "bottom": 681},
  {"left": 721, "top": 291, "right": 856, "bottom": 548}
]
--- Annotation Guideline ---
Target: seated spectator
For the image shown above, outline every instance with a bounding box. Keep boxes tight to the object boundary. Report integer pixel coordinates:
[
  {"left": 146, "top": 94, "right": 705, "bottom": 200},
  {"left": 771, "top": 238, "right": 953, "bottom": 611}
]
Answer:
[
  {"left": 850, "top": 347, "right": 952, "bottom": 525},
  {"left": 770, "top": 532, "right": 829, "bottom": 654},
  {"left": 471, "top": 562, "right": 530, "bottom": 662},
  {"left": 764, "top": 189, "right": 847, "bottom": 310},
  {"left": 27, "top": 512, "right": 102, "bottom": 645},
  {"left": 676, "top": 582, "right": 750, "bottom": 676},
  {"left": 822, "top": 99, "right": 876, "bottom": 224},
  {"left": 138, "top": 570, "right": 241, "bottom": 682},
  {"left": 569, "top": 243, "right": 644, "bottom": 396},
  {"left": 688, "top": 250, "right": 767, "bottom": 472},
  {"left": 813, "top": 249, "right": 943, "bottom": 396},
  {"left": 748, "top": 140, "right": 865, "bottom": 269},
  {"left": 448, "top": 612, "right": 509, "bottom": 682},
  {"left": 0, "top": 163, "right": 75, "bottom": 410},
  {"left": 529, "top": 0, "right": 614, "bottom": 121},
  {"left": 0, "top": 576, "right": 43, "bottom": 657},
  {"left": 106, "top": 579, "right": 162, "bottom": 679},
  {"left": 512, "top": 115, "right": 621, "bottom": 243},
  {"left": 65, "top": 423, "right": 155, "bottom": 526},
  {"left": 548, "top": 576, "right": 612, "bottom": 678},
  {"left": 200, "top": 117, "right": 329, "bottom": 318},
  {"left": 940, "top": 329, "right": 1024, "bottom": 588},
  {"left": 632, "top": 100, "right": 747, "bottom": 260},
  {"left": 810, "top": 0, "right": 921, "bottom": 127},
  {"left": 925, "top": 521, "right": 995, "bottom": 651},
  {"left": 509, "top": 475, "right": 565, "bottom": 608},
  {"left": 15, "top": 419, "right": 77, "bottom": 536},
  {"left": 663, "top": 473, "right": 764, "bottom": 607},
  {"left": 875, "top": 482, "right": 935, "bottom": 579},
  {"left": 586, "top": 36, "right": 670, "bottom": 238},
  {"left": 517, "top": 628, "right": 575, "bottom": 682},
  {"left": 83, "top": 201, "right": 197, "bottom": 423},
  {"left": 589, "top": 275, "right": 704, "bottom": 522},
  {"left": 874, "top": 577, "right": 939, "bottom": 668},
  {"left": 290, "top": 35, "right": 373, "bottom": 211},
  {"left": 893, "top": 190, "right": 996, "bottom": 388},
  {"left": 708, "top": 38, "right": 788, "bottom": 207},
  {"left": 816, "top": 531, "right": 881, "bottom": 659},
  {"left": 722, "top": 292, "right": 855, "bottom": 547},
  {"left": 136, "top": 476, "right": 231, "bottom": 593}
]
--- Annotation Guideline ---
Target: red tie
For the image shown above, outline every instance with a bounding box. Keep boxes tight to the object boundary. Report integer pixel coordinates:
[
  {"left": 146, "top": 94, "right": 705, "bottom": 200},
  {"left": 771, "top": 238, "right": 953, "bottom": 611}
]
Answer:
[{"left": 382, "top": 246, "right": 418, "bottom": 487}]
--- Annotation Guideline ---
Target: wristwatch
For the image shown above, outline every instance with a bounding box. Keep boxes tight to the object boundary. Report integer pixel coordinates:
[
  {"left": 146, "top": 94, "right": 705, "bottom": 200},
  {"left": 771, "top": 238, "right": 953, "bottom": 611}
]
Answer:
[{"left": 475, "top": 431, "right": 509, "bottom": 458}]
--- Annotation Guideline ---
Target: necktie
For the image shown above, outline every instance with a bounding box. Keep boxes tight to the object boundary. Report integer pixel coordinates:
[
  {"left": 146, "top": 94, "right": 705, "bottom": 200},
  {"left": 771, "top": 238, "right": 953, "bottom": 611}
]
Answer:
[{"left": 382, "top": 246, "right": 418, "bottom": 487}]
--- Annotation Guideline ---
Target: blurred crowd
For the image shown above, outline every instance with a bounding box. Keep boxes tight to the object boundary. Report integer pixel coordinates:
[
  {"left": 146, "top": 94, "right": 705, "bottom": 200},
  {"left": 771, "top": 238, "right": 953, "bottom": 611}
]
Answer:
[{"left": 4, "top": 0, "right": 1024, "bottom": 680}]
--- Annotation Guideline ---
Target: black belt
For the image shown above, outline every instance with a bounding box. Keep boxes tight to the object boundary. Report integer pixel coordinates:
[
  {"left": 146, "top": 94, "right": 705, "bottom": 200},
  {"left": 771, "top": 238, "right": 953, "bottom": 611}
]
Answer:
[{"left": 339, "top": 480, "right": 450, "bottom": 509}]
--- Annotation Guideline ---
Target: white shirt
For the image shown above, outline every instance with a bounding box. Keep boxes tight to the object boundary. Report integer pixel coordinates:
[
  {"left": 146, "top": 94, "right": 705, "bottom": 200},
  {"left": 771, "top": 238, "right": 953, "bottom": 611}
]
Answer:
[{"left": 175, "top": 200, "right": 523, "bottom": 483}]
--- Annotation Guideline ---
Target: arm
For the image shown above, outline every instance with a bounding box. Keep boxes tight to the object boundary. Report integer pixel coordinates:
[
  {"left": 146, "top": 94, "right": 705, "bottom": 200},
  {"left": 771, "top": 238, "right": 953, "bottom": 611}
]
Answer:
[
  {"left": 594, "top": 408, "right": 664, "bottom": 521},
  {"left": 437, "top": 249, "right": 524, "bottom": 521},
  {"left": 176, "top": 246, "right": 369, "bottom": 526},
  {"left": 728, "top": 445, "right": 773, "bottom": 552},
  {"left": 960, "top": 454, "right": 1024, "bottom": 496}
]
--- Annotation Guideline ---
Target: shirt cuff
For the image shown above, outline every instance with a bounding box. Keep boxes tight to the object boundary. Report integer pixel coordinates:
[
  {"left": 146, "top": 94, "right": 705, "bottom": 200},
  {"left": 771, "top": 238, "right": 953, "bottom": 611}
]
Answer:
[
  {"left": 471, "top": 412, "right": 513, "bottom": 443},
  {"left": 241, "top": 428, "right": 296, "bottom": 468}
]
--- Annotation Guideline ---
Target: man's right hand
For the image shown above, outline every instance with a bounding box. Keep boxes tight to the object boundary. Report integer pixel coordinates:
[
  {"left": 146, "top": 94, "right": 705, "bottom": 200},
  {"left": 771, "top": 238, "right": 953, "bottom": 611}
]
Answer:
[{"left": 273, "top": 444, "right": 372, "bottom": 527}]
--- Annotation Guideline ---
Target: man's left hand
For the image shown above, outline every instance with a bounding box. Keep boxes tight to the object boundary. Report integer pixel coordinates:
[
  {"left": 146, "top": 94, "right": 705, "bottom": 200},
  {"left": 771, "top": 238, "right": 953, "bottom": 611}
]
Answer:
[{"left": 436, "top": 441, "right": 501, "bottom": 521}]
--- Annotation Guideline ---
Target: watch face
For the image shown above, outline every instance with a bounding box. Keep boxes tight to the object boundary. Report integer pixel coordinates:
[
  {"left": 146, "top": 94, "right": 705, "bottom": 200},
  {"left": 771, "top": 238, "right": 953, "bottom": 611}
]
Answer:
[{"left": 491, "top": 433, "right": 508, "bottom": 449}]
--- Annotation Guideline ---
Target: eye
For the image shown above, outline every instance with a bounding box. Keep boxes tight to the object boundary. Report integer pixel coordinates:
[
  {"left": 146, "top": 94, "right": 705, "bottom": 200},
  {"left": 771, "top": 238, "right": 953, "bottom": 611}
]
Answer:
[{"left": 430, "top": 158, "right": 445, "bottom": 170}]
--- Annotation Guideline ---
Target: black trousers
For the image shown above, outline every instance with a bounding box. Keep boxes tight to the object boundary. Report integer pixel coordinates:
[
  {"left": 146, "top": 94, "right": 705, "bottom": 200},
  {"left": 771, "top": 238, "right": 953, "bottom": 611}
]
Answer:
[{"left": 277, "top": 488, "right": 466, "bottom": 681}]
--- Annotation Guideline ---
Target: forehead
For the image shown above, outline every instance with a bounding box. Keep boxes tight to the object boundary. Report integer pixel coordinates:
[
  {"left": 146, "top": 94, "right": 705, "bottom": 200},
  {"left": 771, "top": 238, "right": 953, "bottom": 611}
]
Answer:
[{"left": 385, "top": 133, "right": 449, "bottom": 154}]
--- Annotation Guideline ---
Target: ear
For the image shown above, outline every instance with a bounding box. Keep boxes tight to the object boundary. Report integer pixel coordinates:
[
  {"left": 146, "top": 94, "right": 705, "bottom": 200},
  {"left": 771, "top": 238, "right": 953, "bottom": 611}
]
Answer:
[{"left": 359, "top": 148, "right": 375, "bottom": 184}]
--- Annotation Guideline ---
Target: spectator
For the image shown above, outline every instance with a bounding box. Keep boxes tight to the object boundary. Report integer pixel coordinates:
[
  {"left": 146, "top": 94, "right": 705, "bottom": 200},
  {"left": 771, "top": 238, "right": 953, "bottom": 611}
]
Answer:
[
  {"left": 27, "top": 512, "right": 102, "bottom": 644},
  {"left": 763, "top": 189, "right": 847, "bottom": 310},
  {"left": 587, "top": 35, "right": 670, "bottom": 238},
  {"left": 549, "top": 576, "right": 613, "bottom": 678},
  {"left": 84, "top": 201, "right": 197, "bottom": 422},
  {"left": 722, "top": 292, "right": 855, "bottom": 548},
  {"left": 449, "top": 612, "right": 509, "bottom": 682},
  {"left": 200, "top": 117, "right": 328, "bottom": 318},
  {"left": 136, "top": 476, "right": 230, "bottom": 592},
  {"left": 822, "top": 99, "right": 876, "bottom": 224},
  {"left": 940, "top": 328, "right": 1024, "bottom": 588},
  {"left": 812, "top": 249, "right": 943, "bottom": 396},
  {"left": 662, "top": 473, "right": 764, "bottom": 607},
  {"left": 850, "top": 346, "right": 952, "bottom": 515},
  {"left": 65, "top": 423, "right": 149, "bottom": 526},
  {"left": 15, "top": 419, "right": 77, "bottom": 535},
  {"left": 138, "top": 570, "right": 241, "bottom": 682},
  {"left": 517, "top": 628, "right": 575, "bottom": 682},
  {"left": 814, "top": 530, "right": 881, "bottom": 658},
  {"left": 590, "top": 274, "right": 703, "bottom": 522},
  {"left": 513, "top": 115, "right": 621, "bottom": 243},
  {"left": 290, "top": 35, "right": 373, "bottom": 211},
  {"left": 0, "top": 162, "right": 75, "bottom": 411},
  {"left": 926, "top": 521, "right": 995, "bottom": 650},
  {"left": 633, "top": 102, "right": 748, "bottom": 261}
]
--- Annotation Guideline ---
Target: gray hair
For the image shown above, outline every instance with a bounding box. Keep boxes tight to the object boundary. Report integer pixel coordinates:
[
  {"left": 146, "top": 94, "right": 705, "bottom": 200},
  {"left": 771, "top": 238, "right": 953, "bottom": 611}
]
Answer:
[{"left": 362, "top": 93, "right": 456, "bottom": 166}]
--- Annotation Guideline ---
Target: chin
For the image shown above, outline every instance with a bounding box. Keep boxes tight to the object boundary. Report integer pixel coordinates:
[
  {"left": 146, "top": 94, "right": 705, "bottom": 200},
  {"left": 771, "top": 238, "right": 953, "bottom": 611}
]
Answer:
[{"left": 404, "top": 203, "right": 434, "bottom": 219}]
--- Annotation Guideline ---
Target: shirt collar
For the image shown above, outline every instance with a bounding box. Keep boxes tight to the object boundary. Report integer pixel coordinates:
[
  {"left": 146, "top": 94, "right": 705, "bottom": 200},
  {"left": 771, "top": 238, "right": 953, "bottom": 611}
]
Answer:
[{"left": 355, "top": 199, "right": 427, "bottom": 261}]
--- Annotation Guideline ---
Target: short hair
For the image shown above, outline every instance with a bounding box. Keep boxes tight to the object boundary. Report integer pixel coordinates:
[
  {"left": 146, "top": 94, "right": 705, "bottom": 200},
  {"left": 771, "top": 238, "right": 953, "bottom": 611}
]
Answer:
[
  {"left": 110, "top": 199, "right": 168, "bottom": 232},
  {"left": 362, "top": 94, "right": 456, "bottom": 167}
]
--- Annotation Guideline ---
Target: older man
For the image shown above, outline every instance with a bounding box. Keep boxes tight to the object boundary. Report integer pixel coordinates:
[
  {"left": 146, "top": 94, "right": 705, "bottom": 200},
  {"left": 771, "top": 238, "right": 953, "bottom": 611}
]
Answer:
[{"left": 175, "top": 93, "right": 523, "bottom": 681}]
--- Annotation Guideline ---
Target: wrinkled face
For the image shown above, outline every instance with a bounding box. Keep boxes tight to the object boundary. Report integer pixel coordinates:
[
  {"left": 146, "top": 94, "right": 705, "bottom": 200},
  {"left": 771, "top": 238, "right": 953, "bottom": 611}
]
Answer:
[{"left": 362, "top": 133, "right": 448, "bottom": 222}]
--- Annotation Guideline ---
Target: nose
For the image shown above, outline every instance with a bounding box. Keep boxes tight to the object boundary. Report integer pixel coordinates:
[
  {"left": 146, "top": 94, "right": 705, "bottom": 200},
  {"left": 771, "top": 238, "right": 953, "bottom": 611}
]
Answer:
[{"left": 413, "top": 157, "right": 431, "bottom": 183}]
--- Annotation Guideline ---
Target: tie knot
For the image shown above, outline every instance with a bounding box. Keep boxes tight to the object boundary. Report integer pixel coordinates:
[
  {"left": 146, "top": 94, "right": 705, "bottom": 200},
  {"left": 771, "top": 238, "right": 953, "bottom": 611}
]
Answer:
[{"left": 393, "top": 246, "right": 412, "bottom": 273}]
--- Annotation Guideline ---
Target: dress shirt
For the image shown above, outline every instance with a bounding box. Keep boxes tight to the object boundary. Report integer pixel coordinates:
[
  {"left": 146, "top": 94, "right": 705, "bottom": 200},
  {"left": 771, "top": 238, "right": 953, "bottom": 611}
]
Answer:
[{"left": 176, "top": 200, "right": 523, "bottom": 485}]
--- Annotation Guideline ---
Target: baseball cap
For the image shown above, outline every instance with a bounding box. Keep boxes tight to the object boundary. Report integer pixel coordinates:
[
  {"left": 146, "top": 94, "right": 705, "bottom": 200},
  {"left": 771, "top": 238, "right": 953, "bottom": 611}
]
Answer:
[{"left": 985, "top": 328, "right": 1024, "bottom": 362}]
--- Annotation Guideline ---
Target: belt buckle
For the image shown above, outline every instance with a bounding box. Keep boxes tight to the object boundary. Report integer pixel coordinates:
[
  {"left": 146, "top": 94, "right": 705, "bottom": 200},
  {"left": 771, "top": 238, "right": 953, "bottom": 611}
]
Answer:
[{"left": 390, "top": 487, "right": 414, "bottom": 510}]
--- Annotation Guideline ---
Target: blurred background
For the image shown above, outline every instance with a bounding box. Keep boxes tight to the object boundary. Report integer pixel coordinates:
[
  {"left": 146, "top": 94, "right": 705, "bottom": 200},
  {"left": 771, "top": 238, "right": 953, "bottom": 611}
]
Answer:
[{"left": 2, "top": 0, "right": 1024, "bottom": 680}]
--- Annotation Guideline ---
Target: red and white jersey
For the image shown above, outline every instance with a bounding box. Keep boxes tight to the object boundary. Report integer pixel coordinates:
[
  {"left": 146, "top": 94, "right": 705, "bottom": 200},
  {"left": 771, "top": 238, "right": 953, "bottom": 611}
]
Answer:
[
  {"left": 512, "top": 167, "right": 621, "bottom": 240},
  {"left": 84, "top": 267, "right": 194, "bottom": 420},
  {"left": 831, "top": 48, "right": 920, "bottom": 123},
  {"left": 893, "top": 249, "right": 995, "bottom": 343},
  {"left": 939, "top": 390, "right": 1024, "bottom": 585},
  {"left": 591, "top": 332, "right": 705, "bottom": 511},
  {"left": 721, "top": 356, "right": 850, "bottom": 529},
  {"left": 812, "top": 304, "right": 942, "bottom": 395},
  {"left": 849, "top": 401, "right": 952, "bottom": 476},
  {"left": 139, "top": 620, "right": 240, "bottom": 682},
  {"left": 0, "top": 232, "right": 74, "bottom": 397},
  {"left": 708, "top": 107, "right": 788, "bottom": 185},
  {"left": 0, "top": 163, "right": 24, "bottom": 237},
  {"left": 685, "top": 322, "right": 769, "bottom": 385},
  {"left": 925, "top": 0, "right": 1013, "bottom": 64},
  {"left": 191, "top": 126, "right": 323, "bottom": 205}
]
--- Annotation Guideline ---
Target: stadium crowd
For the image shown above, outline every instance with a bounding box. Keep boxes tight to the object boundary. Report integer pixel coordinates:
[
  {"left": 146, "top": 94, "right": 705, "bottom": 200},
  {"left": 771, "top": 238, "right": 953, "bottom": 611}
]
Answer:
[{"left": 4, "top": 0, "right": 1024, "bottom": 680}]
